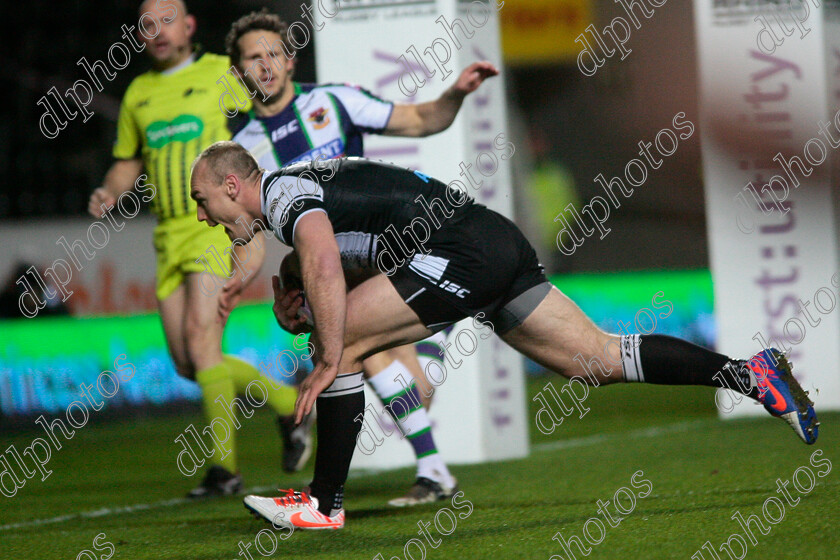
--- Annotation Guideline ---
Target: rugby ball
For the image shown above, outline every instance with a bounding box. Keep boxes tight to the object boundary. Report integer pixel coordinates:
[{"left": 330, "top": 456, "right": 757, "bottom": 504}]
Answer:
[{"left": 279, "top": 253, "right": 315, "bottom": 327}]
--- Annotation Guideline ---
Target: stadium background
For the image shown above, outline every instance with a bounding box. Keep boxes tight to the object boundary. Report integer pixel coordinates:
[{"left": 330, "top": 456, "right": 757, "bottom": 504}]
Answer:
[
  {"left": 2, "top": 1, "right": 838, "bottom": 559},
  {"left": 0, "top": 0, "right": 707, "bottom": 416}
]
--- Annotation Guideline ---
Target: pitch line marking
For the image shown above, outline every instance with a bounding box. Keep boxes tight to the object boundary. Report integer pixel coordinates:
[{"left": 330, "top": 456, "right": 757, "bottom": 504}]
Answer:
[
  {"left": 532, "top": 418, "right": 715, "bottom": 452},
  {"left": 0, "top": 486, "right": 266, "bottom": 532},
  {"left": 0, "top": 418, "right": 715, "bottom": 532}
]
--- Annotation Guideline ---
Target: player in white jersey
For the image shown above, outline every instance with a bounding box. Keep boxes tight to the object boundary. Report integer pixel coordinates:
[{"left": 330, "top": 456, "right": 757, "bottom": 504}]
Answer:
[{"left": 222, "top": 10, "right": 498, "bottom": 505}]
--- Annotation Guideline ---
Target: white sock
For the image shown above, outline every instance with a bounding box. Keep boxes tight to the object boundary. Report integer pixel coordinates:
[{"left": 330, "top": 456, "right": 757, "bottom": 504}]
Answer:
[{"left": 367, "top": 360, "right": 454, "bottom": 487}]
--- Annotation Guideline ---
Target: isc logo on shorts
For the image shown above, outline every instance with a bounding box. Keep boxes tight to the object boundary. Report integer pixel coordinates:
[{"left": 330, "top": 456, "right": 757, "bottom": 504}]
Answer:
[{"left": 439, "top": 280, "right": 470, "bottom": 298}]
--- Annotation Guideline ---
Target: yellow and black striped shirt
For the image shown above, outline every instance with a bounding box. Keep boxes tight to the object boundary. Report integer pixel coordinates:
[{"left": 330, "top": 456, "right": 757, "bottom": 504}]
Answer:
[{"left": 113, "top": 52, "right": 248, "bottom": 220}]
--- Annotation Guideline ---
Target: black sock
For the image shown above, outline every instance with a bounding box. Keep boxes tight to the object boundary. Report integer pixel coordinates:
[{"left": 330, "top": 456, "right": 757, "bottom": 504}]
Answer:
[
  {"left": 308, "top": 372, "right": 364, "bottom": 516},
  {"left": 627, "top": 335, "right": 758, "bottom": 399}
]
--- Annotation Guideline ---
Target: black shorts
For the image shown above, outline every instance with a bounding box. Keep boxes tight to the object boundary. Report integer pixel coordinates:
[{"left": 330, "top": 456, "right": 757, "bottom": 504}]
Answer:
[{"left": 388, "top": 205, "right": 551, "bottom": 335}]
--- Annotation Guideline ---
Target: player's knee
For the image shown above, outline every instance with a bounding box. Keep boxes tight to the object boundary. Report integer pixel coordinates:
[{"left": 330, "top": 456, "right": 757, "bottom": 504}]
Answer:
[
  {"left": 341, "top": 340, "right": 369, "bottom": 373},
  {"left": 185, "top": 311, "right": 215, "bottom": 344},
  {"left": 341, "top": 353, "right": 365, "bottom": 374},
  {"left": 184, "top": 329, "right": 204, "bottom": 361}
]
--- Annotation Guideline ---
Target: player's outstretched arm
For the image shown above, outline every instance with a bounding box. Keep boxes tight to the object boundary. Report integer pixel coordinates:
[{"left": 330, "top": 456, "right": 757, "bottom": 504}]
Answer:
[
  {"left": 383, "top": 61, "right": 499, "bottom": 137},
  {"left": 88, "top": 158, "right": 143, "bottom": 218},
  {"left": 292, "top": 211, "right": 346, "bottom": 423}
]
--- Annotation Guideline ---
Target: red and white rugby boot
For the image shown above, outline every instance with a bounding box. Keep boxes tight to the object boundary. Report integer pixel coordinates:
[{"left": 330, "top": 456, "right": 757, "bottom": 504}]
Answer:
[{"left": 244, "top": 489, "right": 344, "bottom": 530}]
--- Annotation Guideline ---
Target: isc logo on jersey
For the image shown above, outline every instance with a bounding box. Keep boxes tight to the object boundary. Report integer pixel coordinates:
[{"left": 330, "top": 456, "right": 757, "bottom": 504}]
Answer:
[{"left": 271, "top": 120, "right": 299, "bottom": 142}]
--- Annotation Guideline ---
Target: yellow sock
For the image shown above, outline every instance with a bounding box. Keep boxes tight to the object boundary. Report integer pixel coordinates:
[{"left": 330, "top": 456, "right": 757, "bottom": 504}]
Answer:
[
  {"left": 224, "top": 355, "right": 297, "bottom": 416},
  {"left": 195, "top": 362, "right": 237, "bottom": 473}
]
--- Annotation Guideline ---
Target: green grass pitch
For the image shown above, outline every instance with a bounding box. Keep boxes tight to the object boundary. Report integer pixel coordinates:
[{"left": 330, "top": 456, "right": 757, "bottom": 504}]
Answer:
[{"left": 2, "top": 376, "right": 837, "bottom": 559}]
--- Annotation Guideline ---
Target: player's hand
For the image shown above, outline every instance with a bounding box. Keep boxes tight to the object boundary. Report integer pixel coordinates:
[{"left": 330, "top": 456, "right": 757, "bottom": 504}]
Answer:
[
  {"left": 271, "top": 275, "right": 311, "bottom": 334},
  {"left": 452, "top": 61, "right": 499, "bottom": 96},
  {"left": 218, "top": 275, "right": 244, "bottom": 326},
  {"left": 294, "top": 362, "right": 338, "bottom": 424},
  {"left": 88, "top": 188, "right": 117, "bottom": 218}
]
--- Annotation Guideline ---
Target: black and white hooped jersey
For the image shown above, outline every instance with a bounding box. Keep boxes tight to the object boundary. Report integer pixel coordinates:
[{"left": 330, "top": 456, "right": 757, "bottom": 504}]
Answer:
[
  {"left": 260, "top": 158, "right": 475, "bottom": 269},
  {"left": 232, "top": 82, "right": 393, "bottom": 167}
]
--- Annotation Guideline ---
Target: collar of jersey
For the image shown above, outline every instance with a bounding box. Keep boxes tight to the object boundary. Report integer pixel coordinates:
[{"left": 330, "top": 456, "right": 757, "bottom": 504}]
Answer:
[
  {"left": 156, "top": 45, "right": 203, "bottom": 76},
  {"left": 253, "top": 85, "right": 303, "bottom": 123},
  {"left": 160, "top": 54, "right": 196, "bottom": 76}
]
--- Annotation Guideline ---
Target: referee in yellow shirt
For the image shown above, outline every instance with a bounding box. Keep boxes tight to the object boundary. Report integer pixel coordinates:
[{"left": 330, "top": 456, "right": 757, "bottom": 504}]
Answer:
[{"left": 87, "top": 0, "right": 297, "bottom": 497}]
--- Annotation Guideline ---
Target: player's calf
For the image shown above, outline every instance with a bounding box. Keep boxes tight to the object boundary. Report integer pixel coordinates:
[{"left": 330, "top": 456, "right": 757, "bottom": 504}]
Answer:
[
  {"left": 202, "top": 417, "right": 234, "bottom": 460},
  {"left": 614, "top": 336, "right": 819, "bottom": 444},
  {"left": 572, "top": 350, "right": 620, "bottom": 386}
]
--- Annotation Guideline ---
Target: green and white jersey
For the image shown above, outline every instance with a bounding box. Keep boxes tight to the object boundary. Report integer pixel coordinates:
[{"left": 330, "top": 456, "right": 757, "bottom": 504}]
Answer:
[{"left": 231, "top": 82, "right": 393, "bottom": 169}]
